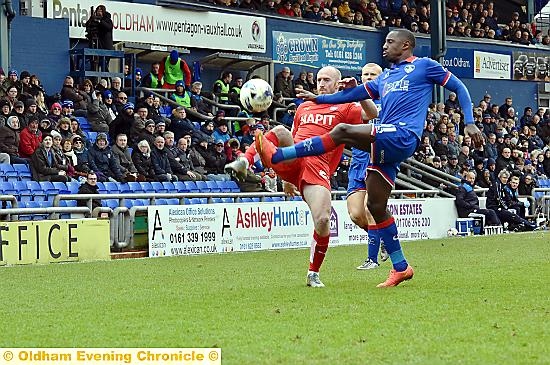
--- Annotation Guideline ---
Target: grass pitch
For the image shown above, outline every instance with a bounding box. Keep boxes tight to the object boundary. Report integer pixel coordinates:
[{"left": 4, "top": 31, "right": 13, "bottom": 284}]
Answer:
[{"left": 1, "top": 232, "right": 549, "bottom": 365}]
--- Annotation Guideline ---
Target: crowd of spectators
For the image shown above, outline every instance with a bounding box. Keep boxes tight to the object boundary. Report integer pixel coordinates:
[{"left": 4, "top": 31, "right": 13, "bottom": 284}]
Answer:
[{"left": 207, "top": 0, "right": 550, "bottom": 46}]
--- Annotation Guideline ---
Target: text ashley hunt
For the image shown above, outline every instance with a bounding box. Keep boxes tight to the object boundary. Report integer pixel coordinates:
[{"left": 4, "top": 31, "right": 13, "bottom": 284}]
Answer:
[{"left": 234, "top": 206, "right": 311, "bottom": 232}]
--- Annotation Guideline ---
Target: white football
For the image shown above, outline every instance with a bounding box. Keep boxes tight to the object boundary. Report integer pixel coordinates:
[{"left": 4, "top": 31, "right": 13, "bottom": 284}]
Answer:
[
  {"left": 240, "top": 78, "right": 273, "bottom": 113},
  {"left": 447, "top": 228, "right": 458, "bottom": 237}
]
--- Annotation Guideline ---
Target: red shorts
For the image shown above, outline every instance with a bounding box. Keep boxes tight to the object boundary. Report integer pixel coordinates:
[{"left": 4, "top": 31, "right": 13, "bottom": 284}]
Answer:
[{"left": 265, "top": 131, "right": 332, "bottom": 192}]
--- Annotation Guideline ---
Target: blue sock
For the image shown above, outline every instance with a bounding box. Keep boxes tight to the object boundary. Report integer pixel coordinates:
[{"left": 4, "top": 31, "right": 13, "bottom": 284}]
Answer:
[
  {"left": 367, "top": 229, "right": 380, "bottom": 263},
  {"left": 376, "top": 217, "right": 408, "bottom": 272},
  {"left": 272, "top": 136, "right": 326, "bottom": 164}
]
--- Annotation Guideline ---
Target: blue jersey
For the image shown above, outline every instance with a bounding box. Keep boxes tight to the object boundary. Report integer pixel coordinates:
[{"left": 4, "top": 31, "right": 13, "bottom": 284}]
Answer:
[{"left": 363, "top": 57, "right": 451, "bottom": 141}]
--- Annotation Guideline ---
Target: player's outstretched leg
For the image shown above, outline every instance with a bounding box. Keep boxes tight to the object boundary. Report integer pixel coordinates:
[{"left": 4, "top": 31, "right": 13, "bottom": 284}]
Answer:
[{"left": 366, "top": 172, "right": 414, "bottom": 287}]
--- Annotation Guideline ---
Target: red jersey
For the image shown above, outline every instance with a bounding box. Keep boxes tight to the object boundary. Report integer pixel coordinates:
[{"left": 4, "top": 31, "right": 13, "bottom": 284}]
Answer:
[{"left": 292, "top": 101, "right": 363, "bottom": 172}]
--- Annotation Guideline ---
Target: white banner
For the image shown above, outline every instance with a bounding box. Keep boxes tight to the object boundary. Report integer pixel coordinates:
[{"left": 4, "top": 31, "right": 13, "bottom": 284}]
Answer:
[
  {"left": 148, "top": 199, "right": 457, "bottom": 257},
  {"left": 48, "top": 0, "right": 266, "bottom": 53},
  {"left": 474, "top": 51, "right": 511, "bottom": 80}
]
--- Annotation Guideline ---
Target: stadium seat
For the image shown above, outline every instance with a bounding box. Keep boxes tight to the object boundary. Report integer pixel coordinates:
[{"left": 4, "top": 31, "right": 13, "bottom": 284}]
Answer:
[
  {"left": 292, "top": 196, "right": 303, "bottom": 201},
  {"left": 38, "top": 201, "right": 53, "bottom": 208},
  {"left": 538, "top": 179, "right": 550, "bottom": 188},
  {"left": 65, "top": 200, "right": 78, "bottom": 207},
  {"left": 218, "top": 180, "right": 240, "bottom": 193},
  {"left": 162, "top": 181, "right": 176, "bottom": 193},
  {"left": 140, "top": 182, "right": 154, "bottom": 193},
  {"left": 139, "top": 199, "right": 150, "bottom": 206},
  {"left": 172, "top": 181, "right": 186, "bottom": 193},
  {"left": 189, "top": 198, "right": 207, "bottom": 204},
  {"left": 263, "top": 197, "right": 273, "bottom": 202},
  {"left": 102, "top": 199, "right": 119, "bottom": 209},
  {"left": 38, "top": 181, "right": 59, "bottom": 197},
  {"left": 183, "top": 181, "right": 199, "bottom": 193},
  {"left": 25, "top": 181, "right": 47, "bottom": 201},
  {"left": 75, "top": 117, "right": 91, "bottom": 131},
  {"left": 211, "top": 197, "right": 222, "bottom": 203},
  {"left": 155, "top": 199, "right": 168, "bottom": 205},
  {"left": 13, "top": 181, "right": 32, "bottom": 201},
  {"left": 126, "top": 182, "right": 144, "bottom": 193},
  {"left": 13, "top": 164, "right": 32, "bottom": 180},
  {"left": 0, "top": 181, "right": 17, "bottom": 195},
  {"left": 221, "top": 197, "right": 234, "bottom": 204},
  {"left": 66, "top": 181, "right": 80, "bottom": 194},
  {"left": 0, "top": 164, "right": 13, "bottom": 181},
  {"left": 2, "top": 164, "right": 19, "bottom": 182},
  {"left": 167, "top": 198, "right": 180, "bottom": 205},
  {"left": 87, "top": 131, "right": 98, "bottom": 143},
  {"left": 195, "top": 181, "right": 210, "bottom": 193},
  {"left": 240, "top": 197, "right": 253, "bottom": 203},
  {"left": 52, "top": 181, "right": 69, "bottom": 194},
  {"left": 206, "top": 180, "right": 222, "bottom": 193},
  {"left": 151, "top": 181, "right": 168, "bottom": 193},
  {"left": 103, "top": 181, "right": 119, "bottom": 194},
  {"left": 96, "top": 181, "right": 107, "bottom": 194},
  {"left": 271, "top": 197, "right": 285, "bottom": 202}
]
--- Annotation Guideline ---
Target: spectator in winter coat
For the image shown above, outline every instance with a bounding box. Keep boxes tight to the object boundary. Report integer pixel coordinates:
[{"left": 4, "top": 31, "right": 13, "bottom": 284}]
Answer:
[
  {"left": 150, "top": 136, "right": 177, "bottom": 182},
  {"left": 72, "top": 135, "right": 94, "bottom": 175},
  {"left": 111, "top": 133, "right": 138, "bottom": 182},
  {"left": 88, "top": 132, "right": 124, "bottom": 182},
  {"left": 274, "top": 67, "right": 294, "bottom": 98},
  {"left": 29, "top": 135, "right": 71, "bottom": 182},
  {"left": 168, "top": 107, "right": 196, "bottom": 142},
  {"left": 0, "top": 116, "right": 26, "bottom": 164},
  {"left": 171, "top": 137, "right": 206, "bottom": 181},
  {"left": 60, "top": 76, "right": 88, "bottom": 111},
  {"left": 131, "top": 140, "right": 155, "bottom": 181},
  {"left": 455, "top": 171, "right": 501, "bottom": 226},
  {"left": 109, "top": 102, "right": 134, "bottom": 141},
  {"left": 19, "top": 117, "right": 42, "bottom": 158},
  {"left": 188, "top": 136, "right": 209, "bottom": 177},
  {"left": 87, "top": 91, "right": 112, "bottom": 132},
  {"left": 194, "top": 120, "right": 216, "bottom": 146},
  {"left": 77, "top": 171, "right": 101, "bottom": 211},
  {"left": 204, "top": 139, "right": 230, "bottom": 181}
]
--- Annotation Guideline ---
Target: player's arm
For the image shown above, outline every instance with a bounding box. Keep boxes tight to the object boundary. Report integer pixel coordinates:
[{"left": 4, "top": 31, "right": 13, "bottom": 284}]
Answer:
[
  {"left": 315, "top": 83, "right": 372, "bottom": 104},
  {"left": 360, "top": 99, "right": 378, "bottom": 121}
]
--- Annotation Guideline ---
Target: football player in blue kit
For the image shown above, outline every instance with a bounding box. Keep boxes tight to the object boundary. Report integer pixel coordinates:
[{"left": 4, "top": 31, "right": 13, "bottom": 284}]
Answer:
[
  {"left": 347, "top": 63, "right": 390, "bottom": 270},
  {"left": 256, "top": 29, "right": 483, "bottom": 287}
]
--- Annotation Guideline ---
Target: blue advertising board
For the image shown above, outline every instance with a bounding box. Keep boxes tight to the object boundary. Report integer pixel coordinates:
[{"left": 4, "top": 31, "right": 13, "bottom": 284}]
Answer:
[
  {"left": 272, "top": 31, "right": 366, "bottom": 71},
  {"left": 418, "top": 47, "right": 474, "bottom": 78}
]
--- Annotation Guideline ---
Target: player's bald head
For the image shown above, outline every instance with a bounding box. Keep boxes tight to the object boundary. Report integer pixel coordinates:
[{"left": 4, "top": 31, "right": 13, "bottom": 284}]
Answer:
[
  {"left": 318, "top": 66, "right": 341, "bottom": 81},
  {"left": 361, "top": 63, "right": 383, "bottom": 82},
  {"left": 389, "top": 29, "right": 416, "bottom": 49}
]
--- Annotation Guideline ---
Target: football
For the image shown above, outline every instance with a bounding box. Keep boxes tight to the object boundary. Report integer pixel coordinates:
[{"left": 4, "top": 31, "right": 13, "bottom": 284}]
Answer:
[{"left": 240, "top": 78, "right": 274, "bottom": 113}]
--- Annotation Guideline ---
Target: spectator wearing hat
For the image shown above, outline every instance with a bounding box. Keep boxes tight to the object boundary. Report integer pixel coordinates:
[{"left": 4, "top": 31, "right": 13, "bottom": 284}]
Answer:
[
  {"left": 136, "top": 119, "right": 157, "bottom": 148},
  {"left": 212, "top": 119, "right": 231, "bottom": 145},
  {"left": 71, "top": 135, "right": 93, "bottom": 176},
  {"left": 102, "top": 90, "right": 118, "bottom": 120},
  {"left": 17, "top": 70, "right": 33, "bottom": 100},
  {"left": 170, "top": 80, "right": 192, "bottom": 108},
  {"left": 304, "top": 3, "right": 323, "bottom": 20},
  {"left": 39, "top": 118, "right": 55, "bottom": 136},
  {"left": 111, "top": 133, "right": 138, "bottom": 182},
  {"left": 444, "top": 92, "right": 461, "bottom": 113},
  {"left": 155, "top": 121, "right": 167, "bottom": 138},
  {"left": 29, "top": 135, "right": 71, "bottom": 182},
  {"left": 445, "top": 154, "right": 461, "bottom": 178},
  {"left": 60, "top": 100, "right": 75, "bottom": 119},
  {"left": 0, "top": 115, "right": 26, "bottom": 164},
  {"left": 0, "top": 70, "right": 19, "bottom": 99},
  {"left": 134, "top": 68, "right": 142, "bottom": 88},
  {"left": 204, "top": 139, "right": 230, "bottom": 181},
  {"left": 0, "top": 99, "right": 11, "bottom": 125},
  {"left": 131, "top": 140, "right": 155, "bottom": 181},
  {"left": 60, "top": 76, "right": 88, "bottom": 112},
  {"left": 331, "top": 155, "right": 350, "bottom": 190},
  {"left": 151, "top": 136, "right": 178, "bottom": 182},
  {"left": 168, "top": 107, "right": 196, "bottom": 142},
  {"left": 88, "top": 132, "right": 124, "bottom": 182},
  {"left": 19, "top": 117, "right": 42, "bottom": 158},
  {"left": 57, "top": 117, "right": 73, "bottom": 140},
  {"left": 10, "top": 100, "right": 27, "bottom": 126},
  {"left": 23, "top": 98, "right": 44, "bottom": 127},
  {"left": 110, "top": 102, "right": 135, "bottom": 141},
  {"left": 481, "top": 113, "right": 497, "bottom": 137},
  {"left": 158, "top": 50, "right": 192, "bottom": 89},
  {"left": 195, "top": 120, "right": 216, "bottom": 145},
  {"left": 87, "top": 88, "right": 113, "bottom": 133}
]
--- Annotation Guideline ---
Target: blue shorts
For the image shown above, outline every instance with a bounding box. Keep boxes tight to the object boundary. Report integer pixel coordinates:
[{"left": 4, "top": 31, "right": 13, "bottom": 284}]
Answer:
[
  {"left": 347, "top": 147, "right": 370, "bottom": 196},
  {"left": 368, "top": 124, "right": 419, "bottom": 186}
]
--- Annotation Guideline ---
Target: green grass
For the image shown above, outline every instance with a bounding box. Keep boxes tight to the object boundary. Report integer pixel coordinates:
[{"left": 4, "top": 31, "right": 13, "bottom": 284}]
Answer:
[{"left": 1, "top": 232, "right": 549, "bottom": 365}]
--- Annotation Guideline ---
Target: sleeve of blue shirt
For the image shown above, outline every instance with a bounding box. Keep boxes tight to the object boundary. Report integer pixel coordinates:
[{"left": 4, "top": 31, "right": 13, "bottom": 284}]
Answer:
[
  {"left": 425, "top": 58, "right": 474, "bottom": 125},
  {"left": 316, "top": 78, "right": 379, "bottom": 104}
]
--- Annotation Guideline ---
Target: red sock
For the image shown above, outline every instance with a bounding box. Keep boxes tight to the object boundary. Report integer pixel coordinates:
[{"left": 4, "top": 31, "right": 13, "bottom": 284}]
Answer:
[
  {"left": 320, "top": 133, "right": 337, "bottom": 152},
  {"left": 309, "top": 231, "right": 330, "bottom": 272}
]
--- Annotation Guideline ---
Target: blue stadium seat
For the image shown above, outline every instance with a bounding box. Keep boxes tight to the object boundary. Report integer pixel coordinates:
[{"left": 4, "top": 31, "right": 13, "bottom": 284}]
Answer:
[
  {"left": 0, "top": 181, "right": 16, "bottom": 195},
  {"left": 292, "top": 196, "right": 303, "bottom": 201},
  {"left": 101, "top": 199, "right": 119, "bottom": 209},
  {"left": 206, "top": 180, "right": 222, "bottom": 193},
  {"left": 2, "top": 164, "right": 19, "bottom": 182},
  {"left": 66, "top": 181, "right": 80, "bottom": 194},
  {"left": 155, "top": 199, "right": 168, "bottom": 205},
  {"left": 183, "top": 198, "right": 191, "bottom": 205},
  {"left": 38, "top": 181, "right": 59, "bottom": 197},
  {"left": 52, "top": 181, "right": 69, "bottom": 194},
  {"left": 38, "top": 201, "right": 53, "bottom": 208},
  {"left": 189, "top": 198, "right": 207, "bottom": 204},
  {"left": 218, "top": 180, "right": 240, "bottom": 193},
  {"left": 183, "top": 181, "right": 199, "bottom": 193},
  {"left": 125, "top": 182, "right": 144, "bottom": 193},
  {"left": 151, "top": 181, "right": 168, "bottom": 193},
  {"left": 87, "top": 131, "right": 98, "bottom": 143},
  {"left": 25, "top": 181, "right": 47, "bottom": 201},
  {"left": 96, "top": 181, "right": 107, "bottom": 194},
  {"left": 13, "top": 181, "right": 32, "bottom": 201},
  {"left": 162, "top": 181, "right": 176, "bottom": 193},
  {"left": 271, "top": 197, "right": 285, "bottom": 202},
  {"left": 0, "top": 164, "right": 13, "bottom": 181},
  {"left": 211, "top": 197, "right": 222, "bottom": 203},
  {"left": 240, "top": 197, "right": 253, "bottom": 202},
  {"left": 139, "top": 199, "right": 150, "bottom": 206},
  {"left": 103, "top": 181, "right": 119, "bottom": 194},
  {"left": 195, "top": 181, "right": 210, "bottom": 193},
  {"left": 172, "top": 181, "right": 186, "bottom": 193},
  {"left": 167, "top": 198, "right": 180, "bottom": 205},
  {"left": 75, "top": 117, "right": 91, "bottom": 131},
  {"left": 65, "top": 200, "right": 78, "bottom": 207},
  {"left": 140, "top": 182, "right": 154, "bottom": 193},
  {"left": 538, "top": 179, "right": 550, "bottom": 187},
  {"left": 263, "top": 197, "right": 273, "bottom": 202},
  {"left": 221, "top": 197, "right": 234, "bottom": 204},
  {"left": 13, "top": 164, "right": 32, "bottom": 180}
]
